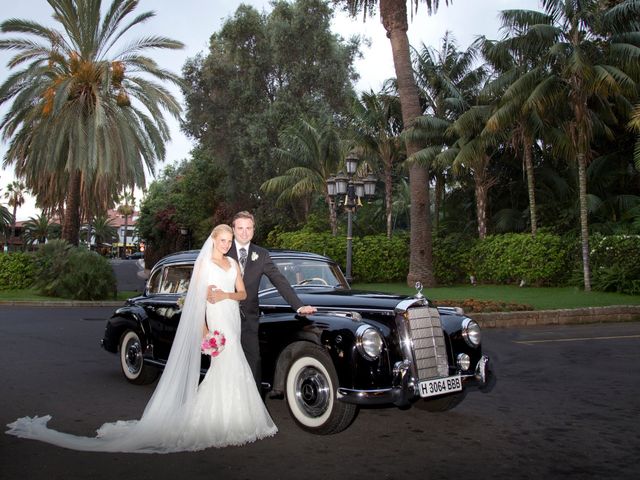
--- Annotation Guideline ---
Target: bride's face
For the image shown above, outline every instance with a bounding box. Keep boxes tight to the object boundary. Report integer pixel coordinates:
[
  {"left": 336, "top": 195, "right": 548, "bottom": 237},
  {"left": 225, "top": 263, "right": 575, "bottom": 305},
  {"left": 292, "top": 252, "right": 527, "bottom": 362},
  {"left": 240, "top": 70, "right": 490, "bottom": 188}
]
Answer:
[{"left": 214, "top": 231, "right": 233, "bottom": 255}]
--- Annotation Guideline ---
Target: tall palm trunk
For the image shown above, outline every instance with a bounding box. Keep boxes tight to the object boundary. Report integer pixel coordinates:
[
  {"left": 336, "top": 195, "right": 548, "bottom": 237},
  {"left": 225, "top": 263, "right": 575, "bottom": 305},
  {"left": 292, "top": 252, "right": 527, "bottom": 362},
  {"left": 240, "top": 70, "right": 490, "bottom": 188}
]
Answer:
[
  {"left": 122, "top": 214, "right": 129, "bottom": 259},
  {"left": 522, "top": 137, "right": 537, "bottom": 236},
  {"left": 9, "top": 205, "right": 17, "bottom": 251},
  {"left": 62, "top": 171, "right": 82, "bottom": 246},
  {"left": 474, "top": 157, "right": 493, "bottom": 240},
  {"left": 577, "top": 150, "right": 591, "bottom": 292},
  {"left": 326, "top": 195, "right": 338, "bottom": 235},
  {"left": 381, "top": 0, "right": 434, "bottom": 287},
  {"left": 385, "top": 165, "right": 393, "bottom": 238},
  {"left": 433, "top": 172, "right": 444, "bottom": 234}
]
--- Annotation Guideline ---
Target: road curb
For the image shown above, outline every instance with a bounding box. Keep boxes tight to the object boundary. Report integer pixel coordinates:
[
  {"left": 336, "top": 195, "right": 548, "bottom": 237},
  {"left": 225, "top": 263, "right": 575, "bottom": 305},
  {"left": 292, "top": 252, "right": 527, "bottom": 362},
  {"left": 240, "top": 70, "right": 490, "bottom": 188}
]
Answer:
[{"left": 473, "top": 305, "right": 640, "bottom": 328}]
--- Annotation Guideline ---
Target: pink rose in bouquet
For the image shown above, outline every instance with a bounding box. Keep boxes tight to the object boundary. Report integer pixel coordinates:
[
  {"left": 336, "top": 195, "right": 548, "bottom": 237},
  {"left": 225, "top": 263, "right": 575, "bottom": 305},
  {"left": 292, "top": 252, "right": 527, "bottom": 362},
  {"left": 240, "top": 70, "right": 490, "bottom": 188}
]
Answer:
[{"left": 201, "top": 330, "right": 226, "bottom": 357}]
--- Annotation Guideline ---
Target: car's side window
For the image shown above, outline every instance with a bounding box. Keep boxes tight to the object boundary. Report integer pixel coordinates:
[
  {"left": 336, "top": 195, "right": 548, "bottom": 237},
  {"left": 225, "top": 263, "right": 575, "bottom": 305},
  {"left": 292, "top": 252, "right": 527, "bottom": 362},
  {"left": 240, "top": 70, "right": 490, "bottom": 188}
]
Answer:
[
  {"left": 159, "top": 265, "right": 192, "bottom": 294},
  {"left": 147, "top": 268, "right": 163, "bottom": 294},
  {"left": 147, "top": 265, "right": 192, "bottom": 295}
]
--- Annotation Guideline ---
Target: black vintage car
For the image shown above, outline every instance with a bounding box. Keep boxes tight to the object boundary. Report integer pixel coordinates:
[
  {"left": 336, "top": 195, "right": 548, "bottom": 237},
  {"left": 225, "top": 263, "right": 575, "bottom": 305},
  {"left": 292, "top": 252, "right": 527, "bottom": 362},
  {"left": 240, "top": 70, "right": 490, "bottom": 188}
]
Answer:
[{"left": 101, "top": 249, "right": 493, "bottom": 434}]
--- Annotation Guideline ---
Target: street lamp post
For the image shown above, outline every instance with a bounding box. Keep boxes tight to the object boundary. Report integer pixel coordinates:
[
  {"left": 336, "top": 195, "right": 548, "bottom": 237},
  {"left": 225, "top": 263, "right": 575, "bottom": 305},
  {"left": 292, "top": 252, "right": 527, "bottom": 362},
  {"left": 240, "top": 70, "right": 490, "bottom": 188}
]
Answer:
[{"left": 326, "top": 152, "right": 377, "bottom": 283}]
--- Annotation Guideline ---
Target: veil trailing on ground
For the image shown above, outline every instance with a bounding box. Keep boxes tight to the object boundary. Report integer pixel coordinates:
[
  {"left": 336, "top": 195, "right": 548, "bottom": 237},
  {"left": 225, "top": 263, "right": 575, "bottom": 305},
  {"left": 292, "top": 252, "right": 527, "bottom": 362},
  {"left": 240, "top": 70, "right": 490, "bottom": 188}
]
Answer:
[{"left": 6, "top": 237, "right": 214, "bottom": 453}]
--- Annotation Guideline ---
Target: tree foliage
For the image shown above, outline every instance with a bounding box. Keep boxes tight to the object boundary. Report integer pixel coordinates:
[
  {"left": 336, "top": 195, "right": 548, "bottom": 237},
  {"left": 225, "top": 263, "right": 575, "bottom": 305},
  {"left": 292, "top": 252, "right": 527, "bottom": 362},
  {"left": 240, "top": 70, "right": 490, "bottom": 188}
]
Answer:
[
  {"left": 0, "top": 0, "right": 184, "bottom": 245},
  {"left": 181, "top": 0, "right": 360, "bottom": 219}
]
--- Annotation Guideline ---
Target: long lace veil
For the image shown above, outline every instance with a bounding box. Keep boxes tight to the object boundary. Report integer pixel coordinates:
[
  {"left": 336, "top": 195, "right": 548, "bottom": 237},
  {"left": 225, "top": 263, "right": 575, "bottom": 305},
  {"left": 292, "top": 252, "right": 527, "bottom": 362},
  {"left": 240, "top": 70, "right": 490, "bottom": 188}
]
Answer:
[{"left": 6, "top": 236, "right": 214, "bottom": 453}]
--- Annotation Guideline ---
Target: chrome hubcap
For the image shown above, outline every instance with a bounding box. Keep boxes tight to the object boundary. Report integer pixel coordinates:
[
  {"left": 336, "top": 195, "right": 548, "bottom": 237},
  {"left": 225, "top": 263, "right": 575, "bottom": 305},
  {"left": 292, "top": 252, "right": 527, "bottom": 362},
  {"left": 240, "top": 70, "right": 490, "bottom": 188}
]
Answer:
[{"left": 294, "top": 366, "right": 330, "bottom": 418}]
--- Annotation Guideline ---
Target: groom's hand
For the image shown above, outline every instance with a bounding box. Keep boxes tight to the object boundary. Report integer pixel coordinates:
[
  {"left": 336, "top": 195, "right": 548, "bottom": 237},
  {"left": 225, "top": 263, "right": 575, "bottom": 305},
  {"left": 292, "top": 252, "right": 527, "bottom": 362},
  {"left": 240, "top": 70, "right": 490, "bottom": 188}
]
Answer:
[
  {"left": 296, "top": 305, "right": 317, "bottom": 316},
  {"left": 207, "top": 284, "right": 218, "bottom": 303}
]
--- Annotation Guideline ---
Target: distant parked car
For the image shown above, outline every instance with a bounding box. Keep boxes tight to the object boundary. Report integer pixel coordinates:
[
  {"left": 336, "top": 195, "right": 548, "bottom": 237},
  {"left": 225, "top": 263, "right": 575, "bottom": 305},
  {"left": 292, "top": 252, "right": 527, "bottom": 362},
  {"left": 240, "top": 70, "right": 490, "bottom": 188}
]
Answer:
[
  {"left": 126, "top": 251, "right": 144, "bottom": 260},
  {"left": 101, "top": 249, "right": 494, "bottom": 434}
]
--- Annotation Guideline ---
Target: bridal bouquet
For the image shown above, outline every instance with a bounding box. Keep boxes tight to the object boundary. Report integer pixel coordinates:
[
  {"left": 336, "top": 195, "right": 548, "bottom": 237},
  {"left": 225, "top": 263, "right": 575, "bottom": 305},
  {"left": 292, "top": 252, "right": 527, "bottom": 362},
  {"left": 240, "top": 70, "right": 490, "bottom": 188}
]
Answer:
[{"left": 201, "top": 330, "right": 226, "bottom": 357}]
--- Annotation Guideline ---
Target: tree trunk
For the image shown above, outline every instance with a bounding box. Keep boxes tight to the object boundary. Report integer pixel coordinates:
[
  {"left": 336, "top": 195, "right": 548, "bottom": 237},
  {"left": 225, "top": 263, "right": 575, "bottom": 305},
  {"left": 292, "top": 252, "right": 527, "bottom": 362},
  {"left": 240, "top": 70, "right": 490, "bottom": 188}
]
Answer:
[
  {"left": 381, "top": 0, "right": 435, "bottom": 287},
  {"left": 385, "top": 163, "right": 393, "bottom": 238},
  {"left": 433, "top": 171, "right": 444, "bottom": 234},
  {"left": 122, "top": 215, "right": 129, "bottom": 259},
  {"left": 327, "top": 195, "right": 338, "bottom": 235},
  {"left": 10, "top": 204, "right": 17, "bottom": 251},
  {"left": 577, "top": 152, "right": 591, "bottom": 291},
  {"left": 62, "top": 171, "right": 82, "bottom": 246},
  {"left": 523, "top": 138, "right": 538, "bottom": 236},
  {"left": 475, "top": 179, "right": 488, "bottom": 240}
]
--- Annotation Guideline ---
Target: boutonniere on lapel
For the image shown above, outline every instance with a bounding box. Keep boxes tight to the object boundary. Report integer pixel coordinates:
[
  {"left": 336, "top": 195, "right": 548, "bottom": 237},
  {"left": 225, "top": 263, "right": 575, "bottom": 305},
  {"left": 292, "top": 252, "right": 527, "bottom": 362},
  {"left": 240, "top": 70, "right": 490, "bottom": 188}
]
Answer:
[{"left": 251, "top": 252, "right": 259, "bottom": 262}]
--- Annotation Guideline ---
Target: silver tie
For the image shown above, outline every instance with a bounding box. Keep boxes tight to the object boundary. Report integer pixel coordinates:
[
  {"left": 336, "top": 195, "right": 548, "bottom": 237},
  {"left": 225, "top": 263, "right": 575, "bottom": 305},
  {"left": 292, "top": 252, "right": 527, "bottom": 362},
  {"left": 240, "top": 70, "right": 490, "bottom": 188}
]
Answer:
[{"left": 239, "top": 247, "right": 247, "bottom": 273}]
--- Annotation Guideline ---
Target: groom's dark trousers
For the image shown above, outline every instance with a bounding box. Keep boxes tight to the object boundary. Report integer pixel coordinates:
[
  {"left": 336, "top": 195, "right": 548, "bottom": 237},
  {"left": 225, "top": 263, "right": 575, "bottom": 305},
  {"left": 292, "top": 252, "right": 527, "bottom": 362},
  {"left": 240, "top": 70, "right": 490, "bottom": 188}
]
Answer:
[{"left": 228, "top": 242, "right": 304, "bottom": 390}]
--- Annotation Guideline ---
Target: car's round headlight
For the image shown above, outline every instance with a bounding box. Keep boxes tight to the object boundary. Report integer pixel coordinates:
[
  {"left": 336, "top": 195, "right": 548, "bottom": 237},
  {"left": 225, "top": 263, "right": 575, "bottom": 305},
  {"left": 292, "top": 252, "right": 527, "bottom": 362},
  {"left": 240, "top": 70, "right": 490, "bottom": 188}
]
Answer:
[
  {"left": 462, "top": 318, "right": 481, "bottom": 347},
  {"left": 356, "top": 325, "right": 383, "bottom": 360}
]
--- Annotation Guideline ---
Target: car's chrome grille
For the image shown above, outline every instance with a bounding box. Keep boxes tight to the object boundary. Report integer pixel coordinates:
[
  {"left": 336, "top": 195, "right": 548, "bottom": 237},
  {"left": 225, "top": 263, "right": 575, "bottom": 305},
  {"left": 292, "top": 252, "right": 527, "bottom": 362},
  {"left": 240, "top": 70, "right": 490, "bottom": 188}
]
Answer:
[{"left": 406, "top": 306, "right": 449, "bottom": 379}]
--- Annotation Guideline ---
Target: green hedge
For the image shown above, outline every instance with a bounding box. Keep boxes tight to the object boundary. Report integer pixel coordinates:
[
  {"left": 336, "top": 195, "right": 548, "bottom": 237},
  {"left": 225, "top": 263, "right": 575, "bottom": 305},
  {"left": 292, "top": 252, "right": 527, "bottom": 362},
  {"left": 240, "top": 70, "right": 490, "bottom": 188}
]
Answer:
[
  {"left": 267, "top": 229, "right": 409, "bottom": 282},
  {"left": 266, "top": 229, "right": 637, "bottom": 293},
  {"left": 468, "top": 233, "right": 573, "bottom": 286},
  {"left": 590, "top": 234, "right": 640, "bottom": 295},
  {"left": 0, "top": 252, "right": 36, "bottom": 290}
]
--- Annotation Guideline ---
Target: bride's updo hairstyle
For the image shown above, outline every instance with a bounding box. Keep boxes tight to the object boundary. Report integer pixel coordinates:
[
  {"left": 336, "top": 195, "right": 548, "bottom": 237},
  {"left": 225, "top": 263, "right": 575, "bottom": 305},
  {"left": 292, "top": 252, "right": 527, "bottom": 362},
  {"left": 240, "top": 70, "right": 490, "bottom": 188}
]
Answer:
[{"left": 211, "top": 224, "right": 233, "bottom": 239}]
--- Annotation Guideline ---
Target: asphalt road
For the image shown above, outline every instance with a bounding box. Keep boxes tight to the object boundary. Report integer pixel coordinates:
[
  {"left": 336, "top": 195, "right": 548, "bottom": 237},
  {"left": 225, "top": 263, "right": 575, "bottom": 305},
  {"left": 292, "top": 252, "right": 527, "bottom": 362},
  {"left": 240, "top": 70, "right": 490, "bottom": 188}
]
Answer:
[{"left": 1, "top": 306, "right": 639, "bottom": 480}]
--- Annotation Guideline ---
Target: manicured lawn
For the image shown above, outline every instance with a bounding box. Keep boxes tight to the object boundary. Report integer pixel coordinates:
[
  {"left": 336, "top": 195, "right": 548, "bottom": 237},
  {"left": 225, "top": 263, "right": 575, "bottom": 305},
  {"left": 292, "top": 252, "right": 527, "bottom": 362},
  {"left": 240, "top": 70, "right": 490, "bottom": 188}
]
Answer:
[{"left": 352, "top": 283, "right": 640, "bottom": 311}]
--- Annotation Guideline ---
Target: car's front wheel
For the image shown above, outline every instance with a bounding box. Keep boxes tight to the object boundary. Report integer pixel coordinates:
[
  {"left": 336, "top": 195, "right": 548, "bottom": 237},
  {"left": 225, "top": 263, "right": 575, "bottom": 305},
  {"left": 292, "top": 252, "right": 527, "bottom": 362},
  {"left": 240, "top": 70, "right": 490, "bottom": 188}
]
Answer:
[
  {"left": 119, "top": 329, "right": 159, "bottom": 385},
  {"left": 284, "top": 344, "right": 358, "bottom": 435}
]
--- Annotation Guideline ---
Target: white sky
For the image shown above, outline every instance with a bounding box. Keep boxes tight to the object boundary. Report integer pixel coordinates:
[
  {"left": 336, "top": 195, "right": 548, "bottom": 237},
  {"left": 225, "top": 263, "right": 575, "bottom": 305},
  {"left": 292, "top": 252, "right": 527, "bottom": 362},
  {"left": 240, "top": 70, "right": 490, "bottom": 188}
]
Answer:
[{"left": 0, "top": 0, "right": 541, "bottom": 220}]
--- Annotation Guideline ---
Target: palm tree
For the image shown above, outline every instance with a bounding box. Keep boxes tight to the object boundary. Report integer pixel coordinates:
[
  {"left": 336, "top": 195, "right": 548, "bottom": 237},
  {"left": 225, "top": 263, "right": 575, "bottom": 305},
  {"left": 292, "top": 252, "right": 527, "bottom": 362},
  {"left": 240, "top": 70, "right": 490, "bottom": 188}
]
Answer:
[
  {"left": 22, "top": 213, "right": 57, "bottom": 247},
  {"left": 0, "top": 203, "right": 12, "bottom": 237},
  {"left": 631, "top": 102, "right": 640, "bottom": 166},
  {"left": 350, "top": 89, "right": 404, "bottom": 238},
  {"left": 445, "top": 104, "right": 499, "bottom": 239},
  {"left": 0, "top": 0, "right": 184, "bottom": 246},
  {"left": 117, "top": 189, "right": 135, "bottom": 258},
  {"left": 339, "top": 0, "right": 451, "bottom": 287},
  {"left": 3, "top": 180, "right": 27, "bottom": 250},
  {"left": 92, "top": 213, "right": 118, "bottom": 246},
  {"left": 261, "top": 119, "right": 344, "bottom": 234},
  {"left": 411, "top": 32, "right": 486, "bottom": 233},
  {"left": 478, "top": 17, "right": 551, "bottom": 237},
  {"left": 504, "top": 0, "right": 640, "bottom": 290}
]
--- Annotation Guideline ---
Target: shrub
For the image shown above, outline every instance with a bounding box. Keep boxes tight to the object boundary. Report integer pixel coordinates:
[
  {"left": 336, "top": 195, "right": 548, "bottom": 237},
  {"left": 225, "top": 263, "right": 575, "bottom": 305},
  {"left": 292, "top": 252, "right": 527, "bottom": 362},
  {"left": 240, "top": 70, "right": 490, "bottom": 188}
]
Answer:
[
  {"left": 0, "top": 252, "right": 36, "bottom": 290},
  {"left": 468, "top": 233, "right": 572, "bottom": 286},
  {"left": 32, "top": 240, "right": 116, "bottom": 300},
  {"left": 267, "top": 229, "right": 409, "bottom": 283},
  {"left": 433, "top": 233, "right": 474, "bottom": 285},
  {"left": 590, "top": 234, "right": 640, "bottom": 295},
  {"left": 58, "top": 249, "right": 117, "bottom": 300},
  {"left": 352, "top": 234, "right": 409, "bottom": 282},
  {"left": 32, "top": 240, "right": 73, "bottom": 296}
]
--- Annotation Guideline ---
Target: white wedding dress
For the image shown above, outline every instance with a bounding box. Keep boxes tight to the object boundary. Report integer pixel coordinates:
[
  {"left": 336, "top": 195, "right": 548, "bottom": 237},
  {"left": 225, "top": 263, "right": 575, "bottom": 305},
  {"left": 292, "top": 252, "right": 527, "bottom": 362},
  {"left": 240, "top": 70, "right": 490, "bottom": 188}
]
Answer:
[{"left": 6, "top": 237, "right": 277, "bottom": 453}]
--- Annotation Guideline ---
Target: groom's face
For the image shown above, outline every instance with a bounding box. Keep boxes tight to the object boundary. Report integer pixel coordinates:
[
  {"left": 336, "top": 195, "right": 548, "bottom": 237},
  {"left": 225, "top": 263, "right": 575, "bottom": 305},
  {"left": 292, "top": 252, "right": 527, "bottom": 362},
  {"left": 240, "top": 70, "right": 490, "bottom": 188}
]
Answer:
[{"left": 233, "top": 217, "right": 254, "bottom": 245}]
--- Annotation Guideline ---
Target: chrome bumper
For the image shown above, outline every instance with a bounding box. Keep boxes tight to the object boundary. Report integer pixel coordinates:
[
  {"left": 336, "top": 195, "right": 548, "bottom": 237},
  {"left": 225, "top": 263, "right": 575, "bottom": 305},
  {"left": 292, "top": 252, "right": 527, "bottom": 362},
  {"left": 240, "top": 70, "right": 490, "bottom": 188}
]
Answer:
[{"left": 337, "top": 354, "right": 491, "bottom": 406}]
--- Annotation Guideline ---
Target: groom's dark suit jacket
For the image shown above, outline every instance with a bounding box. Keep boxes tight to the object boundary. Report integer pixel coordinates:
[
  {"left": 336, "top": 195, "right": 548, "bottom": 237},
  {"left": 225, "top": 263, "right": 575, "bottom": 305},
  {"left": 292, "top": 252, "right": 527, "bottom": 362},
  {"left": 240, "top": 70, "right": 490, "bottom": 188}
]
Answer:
[{"left": 228, "top": 242, "right": 304, "bottom": 385}]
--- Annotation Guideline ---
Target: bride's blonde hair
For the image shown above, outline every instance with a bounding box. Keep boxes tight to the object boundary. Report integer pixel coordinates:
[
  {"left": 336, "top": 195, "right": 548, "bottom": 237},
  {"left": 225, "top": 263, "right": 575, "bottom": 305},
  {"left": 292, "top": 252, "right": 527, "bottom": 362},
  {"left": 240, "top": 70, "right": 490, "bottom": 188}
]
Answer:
[{"left": 211, "top": 224, "right": 233, "bottom": 239}]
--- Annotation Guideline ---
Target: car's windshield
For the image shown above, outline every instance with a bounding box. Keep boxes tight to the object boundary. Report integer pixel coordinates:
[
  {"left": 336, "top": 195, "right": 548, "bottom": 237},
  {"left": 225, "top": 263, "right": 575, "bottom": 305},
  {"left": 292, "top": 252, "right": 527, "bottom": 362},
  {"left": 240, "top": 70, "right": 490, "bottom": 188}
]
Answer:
[{"left": 259, "top": 258, "right": 349, "bottom": 291}]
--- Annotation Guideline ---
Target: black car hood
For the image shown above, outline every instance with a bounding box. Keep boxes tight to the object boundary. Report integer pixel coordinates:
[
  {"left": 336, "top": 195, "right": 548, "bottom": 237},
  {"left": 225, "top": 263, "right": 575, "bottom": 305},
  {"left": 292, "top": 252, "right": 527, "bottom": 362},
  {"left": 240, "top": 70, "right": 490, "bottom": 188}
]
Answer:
[{"left": 259, "top": 287, "right": 420, "bottom": 312}]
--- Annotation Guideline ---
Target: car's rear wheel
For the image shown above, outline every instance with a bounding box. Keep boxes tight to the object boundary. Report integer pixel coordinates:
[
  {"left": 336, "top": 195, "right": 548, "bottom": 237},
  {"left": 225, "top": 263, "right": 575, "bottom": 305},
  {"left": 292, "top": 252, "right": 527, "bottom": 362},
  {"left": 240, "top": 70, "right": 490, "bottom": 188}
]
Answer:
[
  {"left": 119, "top": 330, "right": 158, "bottom": 385},
  {"left": 285, "top": 344, "right": 357, "bottom": 435}
]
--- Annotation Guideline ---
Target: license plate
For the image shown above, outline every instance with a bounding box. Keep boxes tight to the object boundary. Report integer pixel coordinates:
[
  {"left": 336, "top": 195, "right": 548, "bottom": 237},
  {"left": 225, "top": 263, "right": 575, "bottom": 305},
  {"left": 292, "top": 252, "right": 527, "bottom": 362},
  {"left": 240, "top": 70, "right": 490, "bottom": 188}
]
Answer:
[{"left": 418, "top": 375, "right": 462, "bottom": 398}]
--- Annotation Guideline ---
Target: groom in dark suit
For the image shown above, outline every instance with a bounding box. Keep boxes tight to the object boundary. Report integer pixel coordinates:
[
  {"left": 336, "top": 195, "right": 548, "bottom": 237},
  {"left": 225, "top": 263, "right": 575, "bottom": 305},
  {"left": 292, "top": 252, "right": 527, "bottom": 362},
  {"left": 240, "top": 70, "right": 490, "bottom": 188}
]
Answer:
[{"left": 226, "top": 211, "right": 316, "bottom": 389}]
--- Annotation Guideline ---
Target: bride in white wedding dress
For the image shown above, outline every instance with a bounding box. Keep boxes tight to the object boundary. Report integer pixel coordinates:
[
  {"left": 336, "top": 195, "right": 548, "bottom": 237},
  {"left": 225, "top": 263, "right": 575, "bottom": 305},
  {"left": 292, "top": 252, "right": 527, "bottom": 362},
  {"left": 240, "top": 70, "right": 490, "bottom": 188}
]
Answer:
[{"left": 6, "top": 224, "right": 277, "bottom": 453}]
